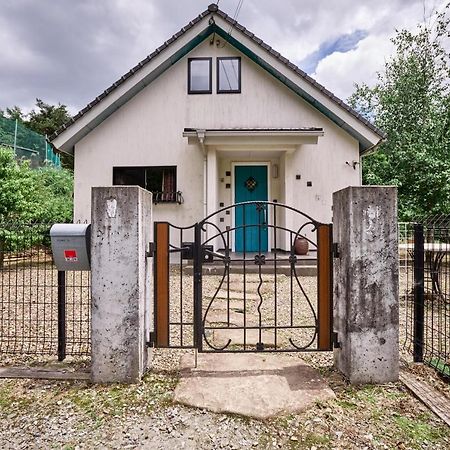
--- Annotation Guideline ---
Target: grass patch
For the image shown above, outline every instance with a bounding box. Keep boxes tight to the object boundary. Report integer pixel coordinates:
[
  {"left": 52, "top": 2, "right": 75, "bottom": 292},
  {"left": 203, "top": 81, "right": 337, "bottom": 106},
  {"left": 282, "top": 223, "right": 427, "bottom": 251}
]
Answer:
[
  {"left": 335, "top": 398, "right": 358, "bottom": 409},
  {"left": 393, "top": 414, "right": 449, "bottom": 446},
  {"left": 65, "top": 372, "right": 177, "bottom": 419},
  {"left": 0, "top": 384, "right": 35, "bottom": 414},
  {"left": 299, "top": 432, "right": 331, "bottom": 448}
]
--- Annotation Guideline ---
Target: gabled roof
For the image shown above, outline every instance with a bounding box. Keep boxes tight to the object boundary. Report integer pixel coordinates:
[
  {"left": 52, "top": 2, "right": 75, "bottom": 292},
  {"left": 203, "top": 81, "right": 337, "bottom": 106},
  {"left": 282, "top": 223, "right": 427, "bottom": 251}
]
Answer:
[{"left": 51, "top": 3, "right": 385, "bottom": 154}]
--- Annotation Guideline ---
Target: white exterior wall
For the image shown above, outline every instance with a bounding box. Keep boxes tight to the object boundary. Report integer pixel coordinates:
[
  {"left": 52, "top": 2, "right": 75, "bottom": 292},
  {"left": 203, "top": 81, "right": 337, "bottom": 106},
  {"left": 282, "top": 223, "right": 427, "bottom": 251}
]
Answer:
[{"left": 74, "top": 38, "right": 360, "bottom": 228}]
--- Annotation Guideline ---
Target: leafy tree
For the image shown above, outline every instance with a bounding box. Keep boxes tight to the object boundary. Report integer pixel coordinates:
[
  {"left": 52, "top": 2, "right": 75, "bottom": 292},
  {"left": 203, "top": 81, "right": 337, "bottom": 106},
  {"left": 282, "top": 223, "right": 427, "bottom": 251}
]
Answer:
[
  {"left": 0, "top": 105, "right": 25, "bottom": 121},
  {"left": 1, "top": 99, "right": 73, "bottom": 169},
  {"left": 349, "top": 6, "right": 450, "bottom": 220},
  {"left": 27, "top": 99, "right": 71, "bottom": 137},
  {"left": 0, "top": 146, "right": 73, "bottom": 266},
  {"left": 0, "top": 146, "right": 73, "bottom": 223},
  {"left": 0, "top": 146, "right": 38, "bottom": 222}
]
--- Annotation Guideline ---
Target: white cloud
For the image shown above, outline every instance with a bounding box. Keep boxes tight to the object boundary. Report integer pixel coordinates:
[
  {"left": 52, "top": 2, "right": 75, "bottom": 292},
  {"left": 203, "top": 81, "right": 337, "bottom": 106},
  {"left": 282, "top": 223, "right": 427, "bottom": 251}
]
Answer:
[
  {"left": 311, "top": 0, "right": 445, "bottom": 99},
  {"left": 313, "top": 35, "right": 394, "bottom": 100},
  {"left": 0, "top": 0, "right": 446, "bottom": 112}
]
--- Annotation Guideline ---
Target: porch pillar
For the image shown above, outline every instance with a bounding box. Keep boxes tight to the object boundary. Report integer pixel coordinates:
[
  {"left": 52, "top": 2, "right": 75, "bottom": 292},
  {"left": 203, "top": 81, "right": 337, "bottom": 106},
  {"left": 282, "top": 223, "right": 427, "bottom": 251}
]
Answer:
[
  {"left": 206, "top": 148, "right": 219, "bottom": 248},
  {"left": 332, "top": 186, "right": 399, "bottom": 384},
  {"left": 91, "top": 186, "right": 153, "bottom": 383}
]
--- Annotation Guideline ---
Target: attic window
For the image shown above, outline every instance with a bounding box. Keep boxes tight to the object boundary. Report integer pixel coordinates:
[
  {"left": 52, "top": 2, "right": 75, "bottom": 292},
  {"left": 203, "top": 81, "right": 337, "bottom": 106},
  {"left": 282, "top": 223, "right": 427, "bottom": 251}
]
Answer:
[
  {"left": 188, "top": 58, "right": 212, "bottom": 94},
  {"left": 113, "top": 166, "right": 182, "bottom": 204},
  {"left": 217, "top": 57, "right": 241, "bottom": 93}
]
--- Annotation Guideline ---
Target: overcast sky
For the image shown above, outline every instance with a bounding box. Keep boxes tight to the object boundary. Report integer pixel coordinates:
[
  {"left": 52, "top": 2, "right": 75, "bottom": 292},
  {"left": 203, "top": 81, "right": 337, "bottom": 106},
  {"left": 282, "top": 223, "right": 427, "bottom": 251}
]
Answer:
[{"left": 0, "top": 0, "right": 446, "bottom": 115}]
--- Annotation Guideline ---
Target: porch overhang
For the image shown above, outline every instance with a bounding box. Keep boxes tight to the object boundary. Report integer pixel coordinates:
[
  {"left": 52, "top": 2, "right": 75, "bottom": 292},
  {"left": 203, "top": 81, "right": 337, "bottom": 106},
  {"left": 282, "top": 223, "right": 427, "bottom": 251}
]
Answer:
[{"left": 183, "top": 127, "right": 323, "bottom": 150}]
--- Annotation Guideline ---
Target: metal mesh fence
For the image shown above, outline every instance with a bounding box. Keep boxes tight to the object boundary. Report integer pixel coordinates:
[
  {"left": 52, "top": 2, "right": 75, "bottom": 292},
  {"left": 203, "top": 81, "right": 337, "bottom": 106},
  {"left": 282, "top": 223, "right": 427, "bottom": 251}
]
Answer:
[
  {"left": 402, "top": 221, "right": 450, "bottom": 377},
  {"left": 0, "top": 222, "right": 90, "bottom": 359},
  {"left": 0, "top": 115, "right": 61, "bottom": 167}
]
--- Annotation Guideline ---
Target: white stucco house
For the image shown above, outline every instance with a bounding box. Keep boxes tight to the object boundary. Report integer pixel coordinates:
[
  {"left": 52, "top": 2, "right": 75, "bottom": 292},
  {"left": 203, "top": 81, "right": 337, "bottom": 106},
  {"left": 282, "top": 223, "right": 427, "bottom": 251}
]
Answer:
[{"left": 51, "top": 3, "right": 384, "bottom": 250}]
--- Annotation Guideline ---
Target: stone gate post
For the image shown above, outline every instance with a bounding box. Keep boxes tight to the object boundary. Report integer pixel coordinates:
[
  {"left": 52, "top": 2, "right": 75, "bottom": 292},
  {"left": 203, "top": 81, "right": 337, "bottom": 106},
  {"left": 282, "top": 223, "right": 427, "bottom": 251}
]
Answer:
[
  {"left": 91, "top": 186, "right": 153, "bottom": 383},
  {"left": 333, "top": 186, "right": 399, "bottom": 384}
]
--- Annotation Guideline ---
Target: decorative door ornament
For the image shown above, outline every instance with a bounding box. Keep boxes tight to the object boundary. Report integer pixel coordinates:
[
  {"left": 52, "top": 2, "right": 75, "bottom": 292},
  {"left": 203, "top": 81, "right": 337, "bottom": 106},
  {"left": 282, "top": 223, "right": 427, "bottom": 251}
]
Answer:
[{"left": 244, "top": 176, "right": 257, "bottom": 192}]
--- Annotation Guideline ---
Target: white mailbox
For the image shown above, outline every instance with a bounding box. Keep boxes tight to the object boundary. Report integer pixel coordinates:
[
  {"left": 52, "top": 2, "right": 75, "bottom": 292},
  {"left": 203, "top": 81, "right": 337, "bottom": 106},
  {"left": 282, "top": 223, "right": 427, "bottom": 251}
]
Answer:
[{"left": 50, "top": 224, "right": 91, "bottom": 271}]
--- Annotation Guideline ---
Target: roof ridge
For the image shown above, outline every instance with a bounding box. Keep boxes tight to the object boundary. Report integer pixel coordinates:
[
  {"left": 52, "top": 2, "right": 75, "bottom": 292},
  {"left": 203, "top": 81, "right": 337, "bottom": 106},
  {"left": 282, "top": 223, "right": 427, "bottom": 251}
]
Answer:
[{"left": 51, "top": 3, "right": 385, "bottom": 142}]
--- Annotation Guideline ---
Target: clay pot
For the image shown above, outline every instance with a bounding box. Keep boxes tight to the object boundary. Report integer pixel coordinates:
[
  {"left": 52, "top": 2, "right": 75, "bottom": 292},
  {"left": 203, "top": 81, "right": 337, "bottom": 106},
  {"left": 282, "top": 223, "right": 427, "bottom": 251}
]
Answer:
[{"left": 294, "top": 237, "right": 309, "bottom": 255}]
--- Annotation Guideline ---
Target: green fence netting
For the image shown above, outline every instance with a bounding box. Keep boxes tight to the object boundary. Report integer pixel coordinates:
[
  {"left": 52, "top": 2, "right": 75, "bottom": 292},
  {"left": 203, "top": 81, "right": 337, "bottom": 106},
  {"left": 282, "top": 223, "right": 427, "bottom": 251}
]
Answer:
[{"left": 0, "top": 115, "right": 61, "bottom": 167}]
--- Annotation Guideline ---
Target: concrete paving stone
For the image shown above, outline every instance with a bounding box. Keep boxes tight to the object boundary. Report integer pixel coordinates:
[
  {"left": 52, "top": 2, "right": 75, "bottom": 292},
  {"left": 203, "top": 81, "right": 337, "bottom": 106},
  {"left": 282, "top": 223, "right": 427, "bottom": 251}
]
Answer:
[
  {"left": 215, "top": 290, "right": 260, "bottom": 301},
  {"left": 204, "top": 310, "right": 260, "bottom": 326},
  {"left": 174, "top": 353, "right": 336, "bottom": 419},
  {"left": 212, "top": 328, "right": 276, "bottom": 347}
]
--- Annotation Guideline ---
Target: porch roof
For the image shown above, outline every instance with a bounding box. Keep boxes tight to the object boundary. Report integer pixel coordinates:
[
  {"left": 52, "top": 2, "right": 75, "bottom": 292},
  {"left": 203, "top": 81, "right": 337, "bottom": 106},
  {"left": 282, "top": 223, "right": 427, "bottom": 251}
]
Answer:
[{"left": 183, "top": 127, "right": 324, "bottom": 149}]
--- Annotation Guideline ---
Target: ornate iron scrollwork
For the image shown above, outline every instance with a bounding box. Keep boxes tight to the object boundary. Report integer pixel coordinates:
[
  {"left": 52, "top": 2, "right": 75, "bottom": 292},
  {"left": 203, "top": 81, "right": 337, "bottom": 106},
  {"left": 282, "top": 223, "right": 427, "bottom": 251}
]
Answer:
[
  {"left": 192, "top": 201, "right": 328, "bottom": 353},
  {"left": 254, "top": 254, "right": 266, "bottom": 265}
]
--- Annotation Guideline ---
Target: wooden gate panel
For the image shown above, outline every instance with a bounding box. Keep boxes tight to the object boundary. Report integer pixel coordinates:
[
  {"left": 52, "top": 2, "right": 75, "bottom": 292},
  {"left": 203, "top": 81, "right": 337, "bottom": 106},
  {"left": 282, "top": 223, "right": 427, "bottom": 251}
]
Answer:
[{"left": 317, "top": 223, "right": 333, "bottom": 350}]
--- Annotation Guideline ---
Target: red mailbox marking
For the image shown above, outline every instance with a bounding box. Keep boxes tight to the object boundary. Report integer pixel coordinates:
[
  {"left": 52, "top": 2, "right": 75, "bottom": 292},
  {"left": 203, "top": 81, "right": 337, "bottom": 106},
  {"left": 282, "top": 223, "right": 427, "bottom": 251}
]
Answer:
[{"left": 64, "top": 249, "right": 78, "bottom": 262}]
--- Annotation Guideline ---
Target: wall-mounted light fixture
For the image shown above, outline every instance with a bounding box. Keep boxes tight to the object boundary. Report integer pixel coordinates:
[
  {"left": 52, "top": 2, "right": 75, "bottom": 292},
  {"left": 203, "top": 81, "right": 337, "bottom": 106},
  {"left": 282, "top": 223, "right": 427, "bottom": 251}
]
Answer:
[
  {"left": 346, "top": 160, "right": 360, "bottom": 170},
  {"left": 272, "top": 164, "right": 279, "bottom": 178}
]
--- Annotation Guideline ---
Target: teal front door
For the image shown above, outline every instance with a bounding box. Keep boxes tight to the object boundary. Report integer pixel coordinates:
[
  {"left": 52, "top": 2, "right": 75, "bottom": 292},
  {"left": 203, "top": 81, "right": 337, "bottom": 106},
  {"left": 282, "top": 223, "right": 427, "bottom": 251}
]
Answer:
[{"left": 234, "top": 165, "right": 268, "bottom": 252}]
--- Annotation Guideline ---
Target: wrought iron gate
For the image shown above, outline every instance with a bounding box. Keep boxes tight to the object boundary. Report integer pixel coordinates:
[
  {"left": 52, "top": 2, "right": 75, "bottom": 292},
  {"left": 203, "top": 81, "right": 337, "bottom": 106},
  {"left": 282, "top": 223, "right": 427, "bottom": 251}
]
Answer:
[{"left": 152, "top": 201, "right": 333, "bottom": 353}]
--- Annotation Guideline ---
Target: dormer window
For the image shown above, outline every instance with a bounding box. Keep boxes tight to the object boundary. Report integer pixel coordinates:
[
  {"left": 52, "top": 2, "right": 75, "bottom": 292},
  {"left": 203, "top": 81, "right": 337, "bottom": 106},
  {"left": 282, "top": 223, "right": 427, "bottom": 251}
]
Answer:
[
  {"left": 217, "top": 57, "right": 241, "bottom": 93},
  {"left": 188, "top": 58, "right": 212, "bottom": 94}
]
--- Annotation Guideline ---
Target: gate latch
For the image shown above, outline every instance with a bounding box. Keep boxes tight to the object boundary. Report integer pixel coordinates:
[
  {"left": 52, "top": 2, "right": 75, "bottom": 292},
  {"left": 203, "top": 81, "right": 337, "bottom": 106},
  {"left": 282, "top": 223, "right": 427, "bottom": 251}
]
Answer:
[
  {"left": 333, "top": 332, "right": 341, "bottom": 348},
  {"left": 146, "top": 242, "right": 155, "bottom": 258},
  {"left": 147, "top": 331, "right": 156, "bottom": 347},
  {"left": 332, "top": 242, "right": 340, "bottom": 258}
]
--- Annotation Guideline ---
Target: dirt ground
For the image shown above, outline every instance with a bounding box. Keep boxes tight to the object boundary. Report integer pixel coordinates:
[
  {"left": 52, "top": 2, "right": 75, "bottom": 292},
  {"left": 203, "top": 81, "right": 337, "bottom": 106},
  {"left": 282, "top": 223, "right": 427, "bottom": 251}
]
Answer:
[
  {"left": 0, "top": 266, "right": 449, "bottom": 449},
  {"left": 0, "top": 350, "right": 449, "bottom": 449}
]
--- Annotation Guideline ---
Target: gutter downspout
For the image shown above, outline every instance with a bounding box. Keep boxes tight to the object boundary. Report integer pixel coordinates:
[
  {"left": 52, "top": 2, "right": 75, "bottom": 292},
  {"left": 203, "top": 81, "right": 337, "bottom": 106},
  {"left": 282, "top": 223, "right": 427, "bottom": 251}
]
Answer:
[
  {"left": 360, "top": 137, "right": 386, "bottom": 184},
  {"left": 360, "top": 137, "right": 386, "bottom": 157},
  {"left": 197, "top": 130, "right": 207, "bottom": 218}
]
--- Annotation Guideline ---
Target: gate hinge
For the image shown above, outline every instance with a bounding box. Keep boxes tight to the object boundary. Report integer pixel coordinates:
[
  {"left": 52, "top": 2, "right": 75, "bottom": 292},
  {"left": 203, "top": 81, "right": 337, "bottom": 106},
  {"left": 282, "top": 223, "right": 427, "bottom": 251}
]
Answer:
[
  {"left": 332, "top": 242, "right": 340, "bottom": 258},
  {"left": 147, "top": 331, "right": 156, "bottom": 347},
  {"left": 333, "top": 332, "right": 341, "bottom": 349},
  {"left": 146, "top": 242, "right": 155, "bottom": 258}
]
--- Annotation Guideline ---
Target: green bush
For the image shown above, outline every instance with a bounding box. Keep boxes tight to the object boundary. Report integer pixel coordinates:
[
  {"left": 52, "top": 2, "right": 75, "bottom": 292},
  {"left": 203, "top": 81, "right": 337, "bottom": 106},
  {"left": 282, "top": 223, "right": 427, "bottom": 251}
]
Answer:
[{"left": 0, "top": 146, "right": 73, "bottom": 258}]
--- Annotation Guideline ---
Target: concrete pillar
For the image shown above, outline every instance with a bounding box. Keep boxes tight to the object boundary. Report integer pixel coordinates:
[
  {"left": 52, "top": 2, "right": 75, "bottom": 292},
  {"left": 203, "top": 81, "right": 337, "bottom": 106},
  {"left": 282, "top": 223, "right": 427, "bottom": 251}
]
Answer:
[
  {"left": 333, "top": 186, "right": 399, "bottom": 384},
  {"left": 91, "top": 186, "right": 152, "bottom": 383}
]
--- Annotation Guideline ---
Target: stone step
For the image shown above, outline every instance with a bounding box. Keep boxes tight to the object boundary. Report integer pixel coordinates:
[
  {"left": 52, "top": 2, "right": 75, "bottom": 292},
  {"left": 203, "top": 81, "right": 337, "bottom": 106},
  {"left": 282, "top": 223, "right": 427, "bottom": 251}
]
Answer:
[
  {"left": 205, "top": 310, "right": 260, "bottom": 326},
  {"left": 184, "top": 265, "right": 317, "bottom": 276},
  {"left": 210, "top": 328, "right": 276, "bottom": 348},
  {"left": 205, "top": 299, "right": 247, "bottom": 311},
  {"left": 226, "top": 257, "right": 317, "bottom": 266},
  {"left": 215, "top": 290, "right": 260, "bottom": 301}
]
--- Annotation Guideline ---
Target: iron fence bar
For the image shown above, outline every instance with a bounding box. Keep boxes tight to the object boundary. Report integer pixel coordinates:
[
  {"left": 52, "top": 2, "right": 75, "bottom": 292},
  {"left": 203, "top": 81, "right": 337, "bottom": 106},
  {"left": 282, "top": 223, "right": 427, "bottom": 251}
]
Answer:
[
  {"left": 273, "top": 203, "right": 278, "bottom": 349},
  {"left": 413, "top": 223, "right": 425, "bottom": 363},
  {"left": 243, "top": 204, "right": 247, "bottom": 350},
  {"left": 290, "top": 230, "right": 294, "bottom": 327},
  {"left": 179, "top": 227, "right": 183, "bottom": 347},
  {"left": 257, "top": 205, "right": 263, "bottom": 350},
  {"left": 193, "top": 223, "right": 202, "bottom": 350},
  {"left": 57, "top": 270, "right": 66, "bottom": 361}
]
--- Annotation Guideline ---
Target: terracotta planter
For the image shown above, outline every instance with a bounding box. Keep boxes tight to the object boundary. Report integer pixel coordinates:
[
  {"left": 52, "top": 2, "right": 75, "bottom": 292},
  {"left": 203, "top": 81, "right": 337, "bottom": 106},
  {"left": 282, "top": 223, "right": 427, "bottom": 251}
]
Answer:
[{"left": 294, "top": 237, "right": 309, "bottom": 255}]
